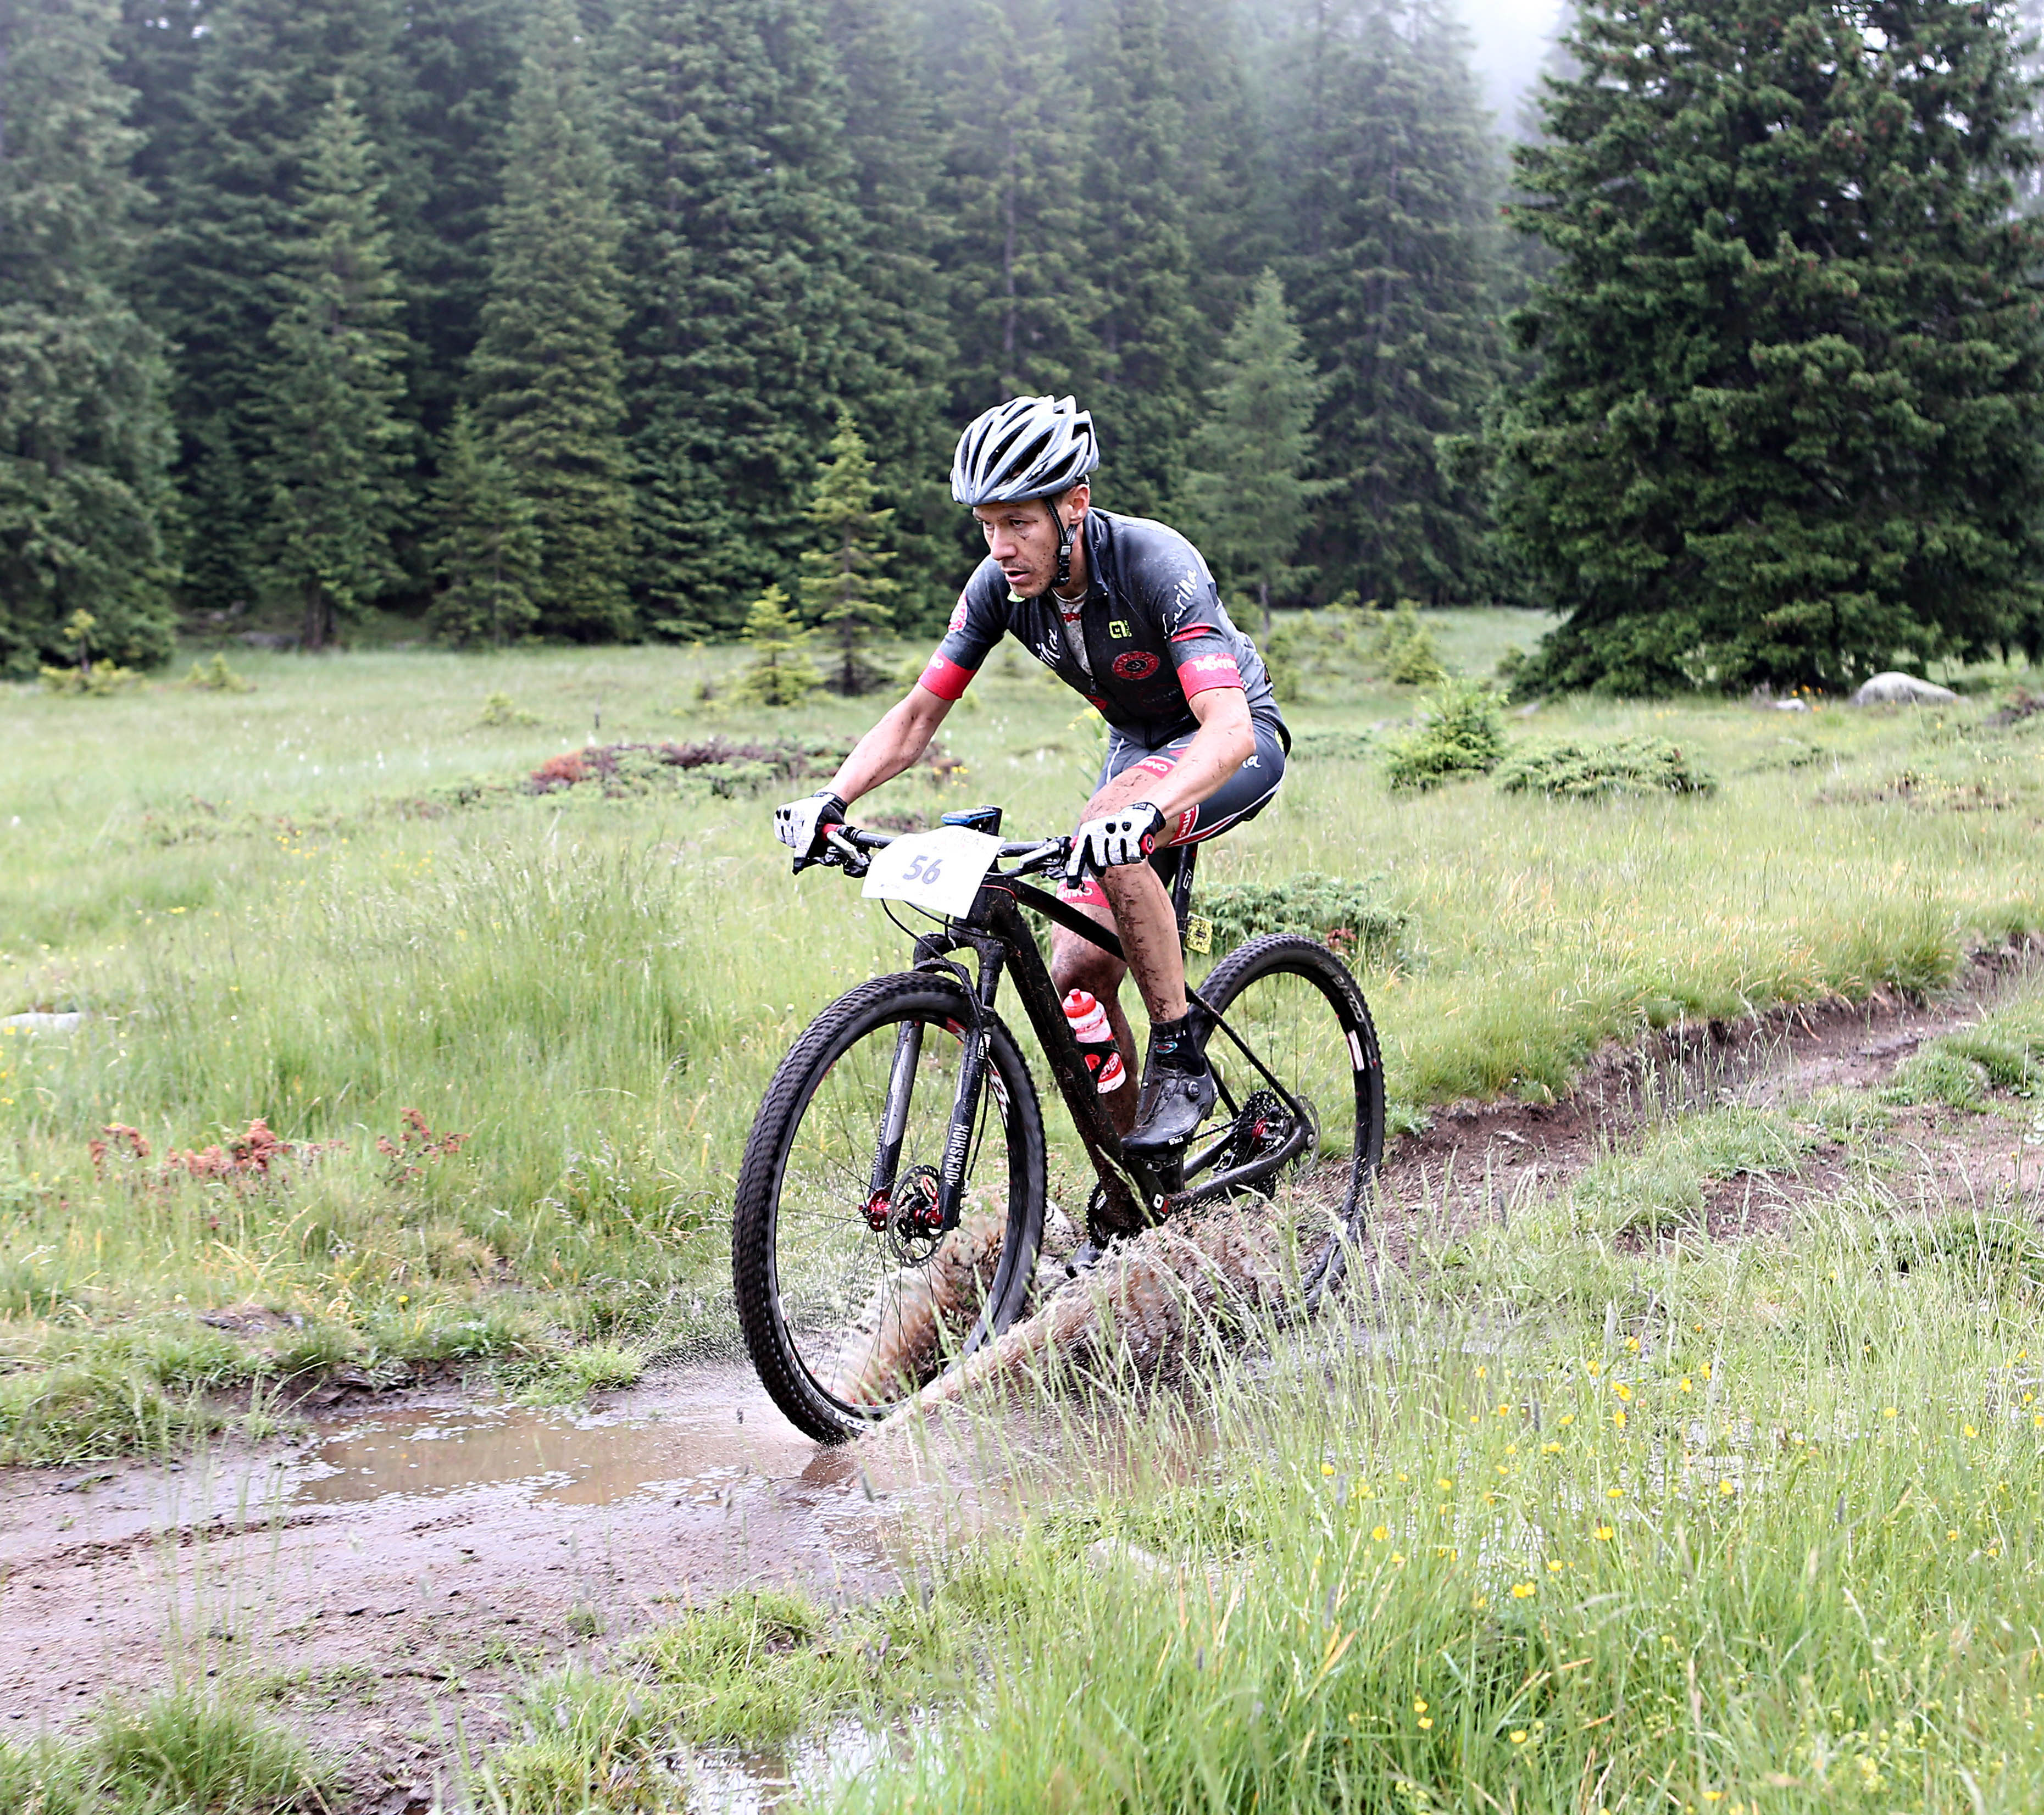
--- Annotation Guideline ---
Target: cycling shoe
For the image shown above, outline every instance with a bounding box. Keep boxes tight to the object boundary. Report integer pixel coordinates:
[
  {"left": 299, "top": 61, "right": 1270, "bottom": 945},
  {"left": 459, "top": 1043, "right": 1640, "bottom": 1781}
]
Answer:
[{"left": 1121, "top": 1063, "right": 1217, "bottom": 1160}]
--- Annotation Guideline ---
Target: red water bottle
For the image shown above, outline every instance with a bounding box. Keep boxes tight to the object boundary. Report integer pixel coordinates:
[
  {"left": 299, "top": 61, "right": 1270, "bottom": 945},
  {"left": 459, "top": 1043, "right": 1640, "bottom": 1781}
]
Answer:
[{"left": 1063, "top": 989, "right": 1126, "bottom": 1094}]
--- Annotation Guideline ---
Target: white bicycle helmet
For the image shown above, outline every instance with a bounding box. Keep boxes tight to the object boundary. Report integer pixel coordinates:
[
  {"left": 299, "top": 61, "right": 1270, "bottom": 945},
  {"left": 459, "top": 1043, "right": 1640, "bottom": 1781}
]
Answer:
[
  {"left": 950, "top": 395, "right": 1100, "bottom": 506},
  {"left": 951, "top": 396, "right": 1101, "bottom": 591}
]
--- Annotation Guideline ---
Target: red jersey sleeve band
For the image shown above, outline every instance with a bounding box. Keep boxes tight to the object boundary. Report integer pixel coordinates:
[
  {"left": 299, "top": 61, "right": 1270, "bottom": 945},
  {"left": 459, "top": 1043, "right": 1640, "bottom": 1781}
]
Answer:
[
  {"left": 1177, "top": 653, "right": 1243, "bottom": 697},
  {"left": 918, "top": 654, "right": 977, "bottom": 700}
]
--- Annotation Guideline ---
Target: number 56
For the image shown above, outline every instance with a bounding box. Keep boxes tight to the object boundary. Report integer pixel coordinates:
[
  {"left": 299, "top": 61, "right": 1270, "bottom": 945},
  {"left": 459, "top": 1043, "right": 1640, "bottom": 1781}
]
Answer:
[{"left": 903, "top": 854, "right": 945, "bottom": 884}]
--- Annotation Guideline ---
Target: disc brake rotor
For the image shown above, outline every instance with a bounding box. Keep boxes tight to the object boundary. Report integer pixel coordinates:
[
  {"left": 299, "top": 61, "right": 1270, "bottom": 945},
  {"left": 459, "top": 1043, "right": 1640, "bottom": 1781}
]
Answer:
[{"left": 877, "top": 1163, "right": 944, "bottom": 1267}]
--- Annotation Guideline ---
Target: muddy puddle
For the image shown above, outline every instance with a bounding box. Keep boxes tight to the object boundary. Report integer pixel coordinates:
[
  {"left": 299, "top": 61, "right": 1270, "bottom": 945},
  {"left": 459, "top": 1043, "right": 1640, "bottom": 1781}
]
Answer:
[{"left": 296, "top": 1398, "right": 819, "bottom": 1510}]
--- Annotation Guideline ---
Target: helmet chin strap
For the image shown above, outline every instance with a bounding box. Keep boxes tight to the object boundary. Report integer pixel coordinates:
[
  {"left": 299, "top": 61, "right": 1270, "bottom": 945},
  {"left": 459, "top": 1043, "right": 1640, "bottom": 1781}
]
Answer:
[{"left": 1052, "top": 494, "right": 1077, "bottom": 592}]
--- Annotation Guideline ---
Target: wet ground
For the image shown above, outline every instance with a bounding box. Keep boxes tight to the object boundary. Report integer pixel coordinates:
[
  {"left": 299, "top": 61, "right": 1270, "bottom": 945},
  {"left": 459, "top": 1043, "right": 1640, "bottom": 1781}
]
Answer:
[
  {"left": 3, "top": 949, "right": 2040, "bottom": 1808},
  {"left": 0, "top": 1363, "right": 969, "bottom": 1809}
]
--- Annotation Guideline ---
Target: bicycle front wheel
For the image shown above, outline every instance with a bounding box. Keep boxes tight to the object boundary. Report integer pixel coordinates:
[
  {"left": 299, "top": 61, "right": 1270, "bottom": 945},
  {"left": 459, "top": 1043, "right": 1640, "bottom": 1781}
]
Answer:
[
  {"left": 732, "top": 973, "right": 1047, "bottom": 1442},
  {"left": 1191, "top": 933, "right": 1386, "bottom": 1305}
]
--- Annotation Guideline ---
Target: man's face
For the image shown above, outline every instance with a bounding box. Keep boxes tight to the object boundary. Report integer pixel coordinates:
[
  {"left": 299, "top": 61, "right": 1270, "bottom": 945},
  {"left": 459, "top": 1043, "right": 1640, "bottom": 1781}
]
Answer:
[{"left": 973, "top": 486, "right": 1086, "bottom": 595}]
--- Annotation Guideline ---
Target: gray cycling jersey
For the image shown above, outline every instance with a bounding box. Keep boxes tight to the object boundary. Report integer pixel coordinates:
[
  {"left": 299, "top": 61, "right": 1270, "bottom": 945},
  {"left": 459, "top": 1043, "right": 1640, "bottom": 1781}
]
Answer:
[{"left": 918, "top": 509, "right": 1286, "bottom": 743}]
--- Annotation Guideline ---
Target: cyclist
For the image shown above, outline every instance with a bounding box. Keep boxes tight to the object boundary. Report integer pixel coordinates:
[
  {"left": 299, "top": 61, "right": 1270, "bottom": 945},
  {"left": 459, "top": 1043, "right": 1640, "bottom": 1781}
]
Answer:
[{"left": 774, "top": 393, "right": 1288, "bottom": 1165}]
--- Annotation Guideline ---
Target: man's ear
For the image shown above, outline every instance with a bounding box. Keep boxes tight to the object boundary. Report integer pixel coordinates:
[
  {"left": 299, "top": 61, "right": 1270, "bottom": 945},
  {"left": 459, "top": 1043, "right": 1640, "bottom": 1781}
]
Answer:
[{"left": 1062, "top": 482, "right": 1091, "bottom": 526}]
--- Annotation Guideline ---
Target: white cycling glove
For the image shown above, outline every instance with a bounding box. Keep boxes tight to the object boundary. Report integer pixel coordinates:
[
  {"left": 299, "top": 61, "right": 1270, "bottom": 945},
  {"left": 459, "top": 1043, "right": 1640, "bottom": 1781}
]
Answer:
[
  {"left": 1065, "top": 801, "right": 1165, "bottom": 883},
  {"left": 774, "top": 791, "right": 848, "bottom": 867}
]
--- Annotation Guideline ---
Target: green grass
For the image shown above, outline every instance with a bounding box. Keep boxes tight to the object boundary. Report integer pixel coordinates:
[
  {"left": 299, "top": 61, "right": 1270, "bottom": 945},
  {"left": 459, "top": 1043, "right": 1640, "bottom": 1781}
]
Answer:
[
  {"left": 0, "top": 1689, "right": 325, "bottom": 1814},
  {"left": 448, "top": 1093, "right": 2044, "bottom": 1812},
  {"left": 6, "top": 620, "right": 2044, "bottom": 1461}
]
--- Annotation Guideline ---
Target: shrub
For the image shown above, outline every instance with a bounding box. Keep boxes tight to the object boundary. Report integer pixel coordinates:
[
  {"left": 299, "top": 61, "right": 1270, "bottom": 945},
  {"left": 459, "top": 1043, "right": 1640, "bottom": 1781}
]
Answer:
[
  {"left": 179, "top": 653, "right": 255, "bottom": 693},
  {"left": 479, "top": 691, "right": 539, "bottom": 725},
  {"left": 40, "top": 663, "right": 144, "bottom": 696},
  {"left": 1198, "top": 872, "right": 1409, "bottom": 971},
  {"left": 1380, "top": 677, "right": 1506, "bottom": 790},
  {"left": 1370, "top": 599, "right": 1447, "bottom": 686},
  {"left": 1495, "top": 735, "right": 1717, "bottom": 799}
]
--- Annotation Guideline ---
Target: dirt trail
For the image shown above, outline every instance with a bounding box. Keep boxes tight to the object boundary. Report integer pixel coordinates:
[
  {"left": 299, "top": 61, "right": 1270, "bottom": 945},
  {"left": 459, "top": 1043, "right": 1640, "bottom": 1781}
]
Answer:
[
  {"left": 1, "top": 947, "right": 2035, "bottom": 1807},
  {"left": 0, "top": 1365, "right": 982, "bottom": 1809},
  {"left": 1379, "top": 939, "right": 2042, "bottom": 1243}
]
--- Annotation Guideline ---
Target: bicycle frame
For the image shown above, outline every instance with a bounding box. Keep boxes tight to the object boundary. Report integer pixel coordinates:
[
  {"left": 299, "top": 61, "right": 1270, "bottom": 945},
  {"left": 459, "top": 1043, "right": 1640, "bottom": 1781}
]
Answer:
[{"left": 836, "top": 827, "right": 1320, "bottom": 1241}]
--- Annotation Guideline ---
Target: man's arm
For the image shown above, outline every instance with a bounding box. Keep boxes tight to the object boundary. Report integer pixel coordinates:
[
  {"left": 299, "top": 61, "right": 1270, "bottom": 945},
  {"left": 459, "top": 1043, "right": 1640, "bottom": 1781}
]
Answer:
[
  {"left": 1131, "top": 687, "right": 1254, "bottom": 824},
  {"left": 825, "top": 684, "right": 956, "bottom": 809}
]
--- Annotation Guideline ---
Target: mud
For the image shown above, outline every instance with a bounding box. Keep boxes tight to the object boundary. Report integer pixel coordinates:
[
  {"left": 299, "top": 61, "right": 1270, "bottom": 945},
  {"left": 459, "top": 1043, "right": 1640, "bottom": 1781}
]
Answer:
[
  {"left": 2, "top": 945, "right": 2039, "bottom": 1807},
  {"left": 1376, "top": 937, "right": 2043, "bottom": 1247},
  {"left": 0, "top": 1364, "right": 977, "bottom": 1809}
]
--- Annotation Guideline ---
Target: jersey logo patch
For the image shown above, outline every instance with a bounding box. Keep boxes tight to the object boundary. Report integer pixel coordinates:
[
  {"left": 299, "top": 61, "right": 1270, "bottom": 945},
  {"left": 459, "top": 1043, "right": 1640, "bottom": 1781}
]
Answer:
[
  {"left": 1109, "top": 619, "right": 1132, "bottom": 639},
  {"left": 1111, "top": 651, "right": 1160, "bottom": 680}
]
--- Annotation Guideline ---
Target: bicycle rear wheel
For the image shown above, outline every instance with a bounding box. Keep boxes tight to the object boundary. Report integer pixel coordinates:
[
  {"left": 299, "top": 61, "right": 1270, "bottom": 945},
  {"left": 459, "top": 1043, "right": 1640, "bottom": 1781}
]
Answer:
[
  {"left": 1188, "top": 933, "right": 1386, "bottom": 1306},
  {"left": 732, "top": 973, "right": 1047, "bottom": 1442}
]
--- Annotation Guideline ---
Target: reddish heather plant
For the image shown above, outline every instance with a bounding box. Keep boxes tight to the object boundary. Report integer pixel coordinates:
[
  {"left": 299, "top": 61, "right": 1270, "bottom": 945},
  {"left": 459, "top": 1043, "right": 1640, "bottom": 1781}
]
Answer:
[
  {"left": 377, "top": 1107, "right": 470, "bottom": 1184},
  {"left": 165, "top": 1117, "right": 297, "bottom": 1179},
  {"left": 92, "top": 1118, "right": 342, "bottom": 1195},
  {"left": 533, "top": 751, "right": 587, "bottom": 787},
  {"left": 88, "top": 1123, "right": 152, "bottom": 1174}
]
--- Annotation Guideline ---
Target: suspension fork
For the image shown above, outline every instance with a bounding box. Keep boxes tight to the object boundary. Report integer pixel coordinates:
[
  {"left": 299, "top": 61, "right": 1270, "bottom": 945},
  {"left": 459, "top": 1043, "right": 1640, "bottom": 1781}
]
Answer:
[
  {"left": 928, "top": 940, "right": 1006, "bottom": 1233},
  {"left": 868, "top": 1018, "right": 925, "bottom": 1205}
]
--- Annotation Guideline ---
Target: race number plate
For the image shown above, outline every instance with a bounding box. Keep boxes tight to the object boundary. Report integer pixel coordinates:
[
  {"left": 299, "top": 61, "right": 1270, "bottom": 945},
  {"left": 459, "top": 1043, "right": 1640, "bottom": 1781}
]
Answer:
[{"left": 861, "top": 826, "right": 1003, "bottom": 918}]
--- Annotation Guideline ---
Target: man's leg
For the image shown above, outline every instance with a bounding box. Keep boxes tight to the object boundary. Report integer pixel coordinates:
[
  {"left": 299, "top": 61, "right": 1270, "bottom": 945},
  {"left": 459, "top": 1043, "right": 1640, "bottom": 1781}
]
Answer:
[
  {"left": 1051, "top": 760, "right": 1209, "bottom": 1155},
  {"left": 1048, "top": 903, "right": 1139, "bottom": 1138}
]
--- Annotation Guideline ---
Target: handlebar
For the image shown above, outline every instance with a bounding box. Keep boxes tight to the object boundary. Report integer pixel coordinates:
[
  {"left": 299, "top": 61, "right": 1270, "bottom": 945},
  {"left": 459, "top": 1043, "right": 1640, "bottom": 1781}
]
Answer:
[{"left": 813, "top": 822, "right": 1070, "bottom": 881}]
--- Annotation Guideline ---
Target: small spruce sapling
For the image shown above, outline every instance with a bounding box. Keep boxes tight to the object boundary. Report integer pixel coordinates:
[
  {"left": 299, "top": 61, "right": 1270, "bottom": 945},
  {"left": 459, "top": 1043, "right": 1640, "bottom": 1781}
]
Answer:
[
  {"left": 426, "top": 406, "right": 542, "bottom": 648},
  {"left": 735, "top": 587, "right": 822, "bottom": 708},
  {"left": 798, "top": 413, "right": 899, "bottom": 695}
]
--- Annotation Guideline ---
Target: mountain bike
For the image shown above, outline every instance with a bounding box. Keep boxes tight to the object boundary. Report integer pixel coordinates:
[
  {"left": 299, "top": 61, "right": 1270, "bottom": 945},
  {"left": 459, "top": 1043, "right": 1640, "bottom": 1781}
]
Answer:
[{"left": 732, "top": 806, "right": 1386, "bottom": 1443}]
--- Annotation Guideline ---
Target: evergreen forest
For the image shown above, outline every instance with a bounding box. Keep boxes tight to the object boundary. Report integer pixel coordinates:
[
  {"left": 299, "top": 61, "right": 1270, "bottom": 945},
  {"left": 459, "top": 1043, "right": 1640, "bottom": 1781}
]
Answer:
[{"left": 7, "top": 0, "right": 2044, "bottom": 692}]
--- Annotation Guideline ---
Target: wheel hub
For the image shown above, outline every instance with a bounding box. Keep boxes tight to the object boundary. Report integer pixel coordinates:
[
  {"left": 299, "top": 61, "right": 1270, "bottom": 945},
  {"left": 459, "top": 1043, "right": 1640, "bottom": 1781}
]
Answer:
[
  {"left": 1224, "top": 1088, "right": 1315, "bottom": 1181},
  {"left": 873, "top": 1164, "right": 945, "bottom": 1266}
]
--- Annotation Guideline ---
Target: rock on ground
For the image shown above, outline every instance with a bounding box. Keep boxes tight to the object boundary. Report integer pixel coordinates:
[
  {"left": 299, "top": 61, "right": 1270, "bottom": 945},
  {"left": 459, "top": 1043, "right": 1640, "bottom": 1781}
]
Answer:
[
  {"left": 0, "top": 1011, "right": 82, "bottom": 1034},
  {"left": 1853, "top": 671, "right": 1957, "bottom": 706}
]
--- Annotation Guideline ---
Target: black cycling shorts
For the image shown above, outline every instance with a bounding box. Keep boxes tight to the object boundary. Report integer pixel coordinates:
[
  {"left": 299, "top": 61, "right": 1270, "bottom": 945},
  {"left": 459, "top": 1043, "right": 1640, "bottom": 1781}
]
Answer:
[{"left": 1057, "top": 718, "right": 1286, "bottom": 906}]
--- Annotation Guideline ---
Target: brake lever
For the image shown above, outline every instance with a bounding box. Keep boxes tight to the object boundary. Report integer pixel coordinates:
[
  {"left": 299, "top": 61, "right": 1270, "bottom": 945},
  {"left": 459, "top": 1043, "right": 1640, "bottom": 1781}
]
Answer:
[{"left": 824, "top": 826, "right": 871, "bottom": 878}]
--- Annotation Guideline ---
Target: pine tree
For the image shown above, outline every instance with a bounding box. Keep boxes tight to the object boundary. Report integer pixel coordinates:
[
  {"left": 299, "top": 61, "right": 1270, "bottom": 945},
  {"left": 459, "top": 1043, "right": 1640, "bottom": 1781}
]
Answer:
[
  {"left": 1278, "top": 0, "right": 1501, "bottom": 605},
  {"left": 153, "top": 0, "right": 411, "bottom": 615},
  {"left": 392, "top": 0, "right": 527, "bottom": 443},
  {"left": 424, "top": 404, "right": 540, "bottom": 645},
  {"left": 1079, "top": 0, "right": 1208, "bottom": 517},
  {"left": 0, "top": 0, "right": 179, "bottom": 677},
  {"left": 256, "top": 85, "right": 412, "bottom": 650},
  {"left": 823, "top": 0, "right": 954, "bottom": 626},
  {"left": 1179, "top": 272, "right": 1328, "bottom": 635},
  {"left": 929, "top": 0, "right": 1102, "bottom": 404},
  {"left": 471, "top": 0, "right": 633, "bottom": 642},
  {"left": 609, "top": 0, "right": 879, "bottom": 638},
  {"left": 734, "top": 584, "right": 823, "bottom": 705},
  {"left": 1503, "top": 0, "right": 2044, "bottom": 692},
  {"left": 798, "top": 412, "right": 901, "bottom": 694}
]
